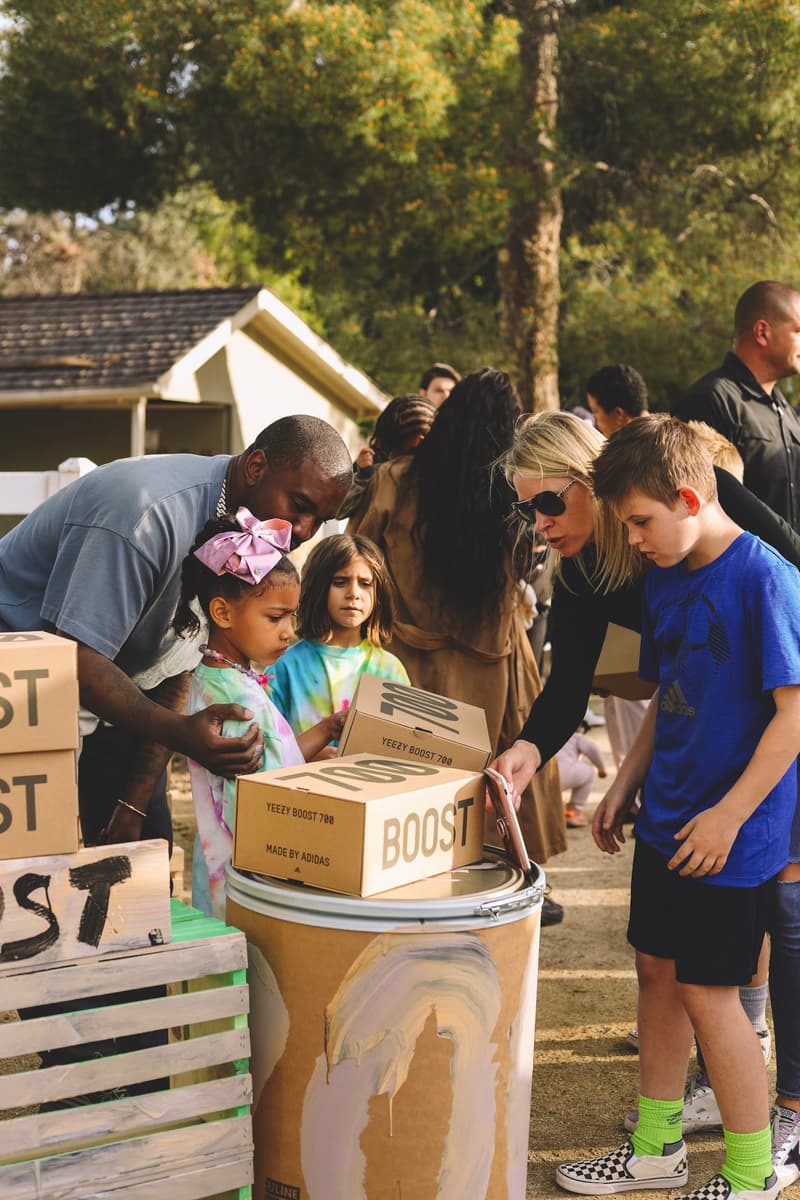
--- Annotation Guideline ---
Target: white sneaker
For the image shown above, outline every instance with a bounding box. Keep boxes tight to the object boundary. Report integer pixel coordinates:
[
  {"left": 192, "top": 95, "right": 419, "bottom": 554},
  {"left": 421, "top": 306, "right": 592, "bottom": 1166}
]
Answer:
[
  {"left": 676, "top": 1171, "right": 780, "bottom": 1200},
  {"left": 772, "top": 1104, "right": 800, "bottom": 1187},
  {"left": 758, "top": 1029, "right": 772, "bottom": 1067},
  {"left": 583, "top": 706, "right": 606, "bottom": 728},
  {"left": 556, "top": 1139, "right": 688, "bottom": 1195},
  {"left": 625, "top": 1028, "right": 639, "bottom": 1052},
  {"left": 624, "top": 1072, "right": 722, "bottom": 1135}
]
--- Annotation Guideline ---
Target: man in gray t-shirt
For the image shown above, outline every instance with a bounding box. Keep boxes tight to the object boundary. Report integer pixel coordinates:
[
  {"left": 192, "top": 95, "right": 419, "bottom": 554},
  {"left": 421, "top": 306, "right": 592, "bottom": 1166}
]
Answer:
[{"left": 0, "top": 414, "right": 352, "bottom": 847}]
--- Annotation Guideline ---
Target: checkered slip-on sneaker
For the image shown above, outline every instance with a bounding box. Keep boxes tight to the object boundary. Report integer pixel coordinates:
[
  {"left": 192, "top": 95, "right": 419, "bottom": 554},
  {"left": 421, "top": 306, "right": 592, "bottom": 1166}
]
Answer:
[
  {"left": 675, "top": 1171, "right": 780, "bottom": 1200},
  {"left": 556, "top": 1139, "right": 688, "bottom": 1194},
  {"left": 772, "top": 1104, "right": 800, "bottom": 1188}
]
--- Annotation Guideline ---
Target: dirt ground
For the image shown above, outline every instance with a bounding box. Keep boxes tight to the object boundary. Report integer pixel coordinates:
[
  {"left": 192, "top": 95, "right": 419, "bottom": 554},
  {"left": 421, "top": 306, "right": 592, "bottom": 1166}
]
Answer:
[{"left": 168, "top": 707, "right": 797, "bottom": 1200}]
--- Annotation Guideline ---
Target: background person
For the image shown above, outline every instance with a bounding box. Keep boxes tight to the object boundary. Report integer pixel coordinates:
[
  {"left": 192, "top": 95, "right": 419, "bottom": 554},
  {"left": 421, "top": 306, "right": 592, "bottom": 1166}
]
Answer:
[
  {"left": 348, "top": 367, "right": 567, "bottom": 921},
  {"left": 418, "top": 361, "right": 461, "bottom": 407},
  {"left": 341, "top": 394, "right": 436, "bottom": 520},
  {"left": 0, "top": 414, "right": 352, "bottom": 848},
  {"left": 585, "top": 363, "right": 649, "bottom": 439},
  {"left": 556, "top": 726, "right": 608, "bottom": 828},
  {"left": 673, "top": 280, "right": 800, "bottom": 529}
]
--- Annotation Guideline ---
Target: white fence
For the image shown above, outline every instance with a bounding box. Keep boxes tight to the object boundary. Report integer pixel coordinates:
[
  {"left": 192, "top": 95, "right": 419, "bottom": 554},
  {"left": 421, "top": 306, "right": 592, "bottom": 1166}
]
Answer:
[{"left": 0, "top": 458, "right": 96, "bottom": 517}]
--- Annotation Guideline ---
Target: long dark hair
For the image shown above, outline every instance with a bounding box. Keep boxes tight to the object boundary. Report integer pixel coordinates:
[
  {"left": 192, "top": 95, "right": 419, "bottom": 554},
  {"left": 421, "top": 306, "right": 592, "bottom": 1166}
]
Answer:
[
  {"left": 408, "top": 367, "right": 526, "bottom": 632},
  {"left": 173, "top": 514, "right": 298, "bottom": 639}
]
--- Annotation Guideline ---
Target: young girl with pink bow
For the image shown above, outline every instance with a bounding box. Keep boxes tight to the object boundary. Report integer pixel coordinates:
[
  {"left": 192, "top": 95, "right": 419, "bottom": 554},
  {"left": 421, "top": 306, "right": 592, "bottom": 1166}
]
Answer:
[{"left": 173, "top": 509, "right": 345, "bottom": 918}]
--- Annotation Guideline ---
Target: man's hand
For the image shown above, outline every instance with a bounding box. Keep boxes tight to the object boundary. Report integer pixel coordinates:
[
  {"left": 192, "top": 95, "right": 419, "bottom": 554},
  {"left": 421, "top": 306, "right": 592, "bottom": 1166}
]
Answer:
[
  {"left": 96, "top": 804, "right": 144, "bottom": 846},
  {"left": 488, "top": 740, "right": 542, "bottom": 811},
  {"left": 355, "top": 447, "right": 374, "bottom": 470},
  {"left": 668, "top": 804, "right": 742, "bottom": 877},
  {"left": 182, "top": 704, "right": 264, "bottom": 777}
]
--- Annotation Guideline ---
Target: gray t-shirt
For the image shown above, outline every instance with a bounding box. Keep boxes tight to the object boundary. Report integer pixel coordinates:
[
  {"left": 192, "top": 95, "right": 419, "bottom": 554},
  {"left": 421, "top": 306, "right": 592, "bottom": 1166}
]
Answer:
[{"left": 0, "top": 453, "right": 228, "bottom": 680}]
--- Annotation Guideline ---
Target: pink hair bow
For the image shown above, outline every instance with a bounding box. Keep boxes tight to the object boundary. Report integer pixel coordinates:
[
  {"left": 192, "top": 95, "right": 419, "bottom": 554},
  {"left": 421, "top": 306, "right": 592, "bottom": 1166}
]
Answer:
[{"left": 194, "top": 508, "right": 292, "bottom": 584}]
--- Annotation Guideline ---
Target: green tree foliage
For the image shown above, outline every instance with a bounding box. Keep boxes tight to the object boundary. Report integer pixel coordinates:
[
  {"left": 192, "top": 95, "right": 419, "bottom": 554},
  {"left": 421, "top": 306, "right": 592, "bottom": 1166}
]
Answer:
[
  {"left": 3, "top": 0, "right": 800, "bottom": 402},
  {"left": 558, "top": 0, "right": 800, "bottom": 407}
]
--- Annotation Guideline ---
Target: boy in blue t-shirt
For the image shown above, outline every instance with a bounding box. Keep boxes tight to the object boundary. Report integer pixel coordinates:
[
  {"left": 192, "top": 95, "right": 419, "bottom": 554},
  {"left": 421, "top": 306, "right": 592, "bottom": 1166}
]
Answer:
[{"left": 556, "top": 415, "right": 800, "bottom": 1200}]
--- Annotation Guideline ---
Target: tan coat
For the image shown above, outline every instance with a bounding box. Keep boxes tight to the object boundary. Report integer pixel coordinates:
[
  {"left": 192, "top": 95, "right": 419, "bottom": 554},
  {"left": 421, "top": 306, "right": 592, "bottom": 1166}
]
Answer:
[{"left": 348, "top": 458, "right": 566, "bottom": 864}]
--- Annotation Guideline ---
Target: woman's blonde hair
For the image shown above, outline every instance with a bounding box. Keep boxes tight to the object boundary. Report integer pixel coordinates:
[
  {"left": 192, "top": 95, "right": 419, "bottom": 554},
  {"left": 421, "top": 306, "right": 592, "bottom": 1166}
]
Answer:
[{"left": 503, "top": 410, "right": 643, "bottom": 593}]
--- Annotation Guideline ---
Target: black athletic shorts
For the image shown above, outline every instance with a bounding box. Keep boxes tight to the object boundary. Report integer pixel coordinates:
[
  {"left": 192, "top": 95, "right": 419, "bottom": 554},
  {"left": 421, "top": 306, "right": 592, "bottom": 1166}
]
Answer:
[{"left": 627, "top": 837, "right": 775, "bottom": 985}]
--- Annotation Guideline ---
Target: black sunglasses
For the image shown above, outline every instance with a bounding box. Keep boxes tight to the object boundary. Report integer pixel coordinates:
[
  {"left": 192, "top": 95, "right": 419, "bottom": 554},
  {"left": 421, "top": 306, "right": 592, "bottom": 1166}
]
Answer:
[{"left": 512, "top": 478, "right": 579, "bottom": 524}]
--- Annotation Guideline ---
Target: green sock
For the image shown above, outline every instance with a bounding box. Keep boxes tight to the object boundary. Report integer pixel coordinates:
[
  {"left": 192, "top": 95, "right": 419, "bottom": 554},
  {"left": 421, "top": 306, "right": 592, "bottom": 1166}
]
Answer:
[
  {"left": 631, "top": 1094, "right": 684, "bottom": 1157},
  {"left": 721, "top": 1126, "right": 773, "bottom": 1193}
]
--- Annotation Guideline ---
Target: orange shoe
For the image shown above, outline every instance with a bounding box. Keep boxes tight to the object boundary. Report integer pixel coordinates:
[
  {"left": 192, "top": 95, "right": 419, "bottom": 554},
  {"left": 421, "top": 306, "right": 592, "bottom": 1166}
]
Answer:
[{"left": 565, "top": 807, "right": 588, "bottom": 828}]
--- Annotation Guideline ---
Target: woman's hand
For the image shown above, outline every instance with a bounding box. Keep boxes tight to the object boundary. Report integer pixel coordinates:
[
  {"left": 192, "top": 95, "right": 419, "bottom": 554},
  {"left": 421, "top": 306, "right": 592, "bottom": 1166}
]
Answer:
[{"left": 488, "top": 740, "right": 542, "bottom": 810}]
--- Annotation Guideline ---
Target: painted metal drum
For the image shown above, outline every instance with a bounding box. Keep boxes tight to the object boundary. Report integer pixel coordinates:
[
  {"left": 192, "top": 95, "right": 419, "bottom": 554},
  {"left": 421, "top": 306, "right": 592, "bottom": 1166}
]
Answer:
[{"left": 226, "top": 850, "right": 545, "bottom": 1200}]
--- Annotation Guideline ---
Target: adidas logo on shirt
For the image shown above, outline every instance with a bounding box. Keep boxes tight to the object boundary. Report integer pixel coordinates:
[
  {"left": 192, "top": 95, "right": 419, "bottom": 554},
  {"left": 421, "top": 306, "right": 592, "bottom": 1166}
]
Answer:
[{"left": 660, "top": 681, "right": 696, "bottom": 717}]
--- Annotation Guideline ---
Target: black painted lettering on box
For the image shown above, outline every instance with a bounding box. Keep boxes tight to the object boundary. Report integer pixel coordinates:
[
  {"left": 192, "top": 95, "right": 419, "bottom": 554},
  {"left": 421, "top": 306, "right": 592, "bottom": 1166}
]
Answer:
[
  {"left": 69, "top": 856, "right": 132, "bottom": 947},
  {"left": 0, "top": 873, "right": 59, "bottom": 962}
]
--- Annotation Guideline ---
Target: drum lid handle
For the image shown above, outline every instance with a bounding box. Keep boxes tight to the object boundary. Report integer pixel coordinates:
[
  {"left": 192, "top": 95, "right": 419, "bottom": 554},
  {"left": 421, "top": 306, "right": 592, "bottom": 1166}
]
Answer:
[{"left": 476, "top": 880, "right": 544, "bottom": 921}]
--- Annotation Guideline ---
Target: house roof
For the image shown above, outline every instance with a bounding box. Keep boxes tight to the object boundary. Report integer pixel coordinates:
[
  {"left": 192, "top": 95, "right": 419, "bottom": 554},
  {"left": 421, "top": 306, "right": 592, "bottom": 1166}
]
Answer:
[
  {"left": 0, "top": 286, "right": 262, "bottom": 393},
  {"left": 0, "top": 286, "right": 385, "bottom": 418}
]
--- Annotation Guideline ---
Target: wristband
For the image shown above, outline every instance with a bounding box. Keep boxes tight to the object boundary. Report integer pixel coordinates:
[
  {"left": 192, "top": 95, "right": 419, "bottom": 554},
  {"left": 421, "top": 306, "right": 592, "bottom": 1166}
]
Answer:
[{"left": 115, "top": 798, "right": 148, "bottom": 820}]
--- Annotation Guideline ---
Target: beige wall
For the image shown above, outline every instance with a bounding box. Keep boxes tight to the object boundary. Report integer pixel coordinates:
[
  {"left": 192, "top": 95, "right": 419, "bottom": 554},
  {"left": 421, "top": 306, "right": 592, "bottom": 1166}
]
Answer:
[{"left": 196, "top": 332, "right": 367, "bottom": 456}]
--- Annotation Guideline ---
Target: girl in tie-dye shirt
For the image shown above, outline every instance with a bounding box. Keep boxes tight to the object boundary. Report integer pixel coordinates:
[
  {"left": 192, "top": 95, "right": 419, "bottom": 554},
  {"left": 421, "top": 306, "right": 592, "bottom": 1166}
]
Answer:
[
  {"left": 271, "top": 534, "right": 409, "bottom": 739},
  {"left": 173, "top": 512, "right": 345, "bottom": 919}
]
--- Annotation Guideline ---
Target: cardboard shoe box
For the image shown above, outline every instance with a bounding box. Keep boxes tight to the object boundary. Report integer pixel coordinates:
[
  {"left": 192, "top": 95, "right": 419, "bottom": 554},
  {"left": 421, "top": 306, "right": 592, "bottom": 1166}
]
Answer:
[
  {"left": 233, "top": 753, "right": 485, "bottom": 896},
  {"left": 0, "top": 748, "right": 79, "bottom": 859},
  {"left": 338, "top": 673, "right": 492, "bottom": 771},
  {"left": 0, "top": 631, "right": 79, "bottom": 754},
  {"left": 592, "top": 623, "right": 656, "bottom": 702}
]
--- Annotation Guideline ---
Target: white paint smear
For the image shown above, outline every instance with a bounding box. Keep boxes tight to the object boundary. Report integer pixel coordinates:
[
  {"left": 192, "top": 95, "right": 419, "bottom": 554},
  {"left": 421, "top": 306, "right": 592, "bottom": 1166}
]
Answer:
[
  {"left": 300, "top": 932, "right": 502, "bottom": 1199},
  {"left": 246, "top": 943, "right": 290, "bottom": 1111},
  {"left": 504, "top": 916, "right": 541, "bottom": 1196}
]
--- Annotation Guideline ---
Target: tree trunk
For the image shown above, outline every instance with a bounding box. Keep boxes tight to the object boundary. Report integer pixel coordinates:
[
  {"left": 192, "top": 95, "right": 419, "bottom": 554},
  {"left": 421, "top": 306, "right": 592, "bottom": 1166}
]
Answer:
[{"left": 498, "top": 0, "right": 562, "bottom": 412}]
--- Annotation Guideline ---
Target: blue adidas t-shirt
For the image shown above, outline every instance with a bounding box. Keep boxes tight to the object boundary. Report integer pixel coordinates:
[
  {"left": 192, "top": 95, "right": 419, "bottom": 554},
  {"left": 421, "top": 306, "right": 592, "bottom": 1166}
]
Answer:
[{"left": 638, "top": 532, "right": 800, "bottom": 886}]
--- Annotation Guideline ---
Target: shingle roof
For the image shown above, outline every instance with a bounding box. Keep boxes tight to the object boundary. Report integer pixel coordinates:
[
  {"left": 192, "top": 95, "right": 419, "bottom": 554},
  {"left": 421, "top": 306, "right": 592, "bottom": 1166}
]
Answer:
[{"left": 0, "top": 286, "right": 262, "bottom": 393}]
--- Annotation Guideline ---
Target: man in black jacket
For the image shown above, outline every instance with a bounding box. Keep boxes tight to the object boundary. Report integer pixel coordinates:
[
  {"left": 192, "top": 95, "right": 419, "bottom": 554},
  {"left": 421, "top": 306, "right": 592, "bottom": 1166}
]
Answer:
[{"left": 673, "top": 280, "right": 800, "bottom": 529}]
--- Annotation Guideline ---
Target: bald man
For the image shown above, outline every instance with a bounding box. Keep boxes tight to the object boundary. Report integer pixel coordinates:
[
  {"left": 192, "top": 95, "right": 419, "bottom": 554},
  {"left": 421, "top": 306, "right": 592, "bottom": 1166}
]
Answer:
[{"left": 673, "top": 280, "right": 800, "bottom": 528}]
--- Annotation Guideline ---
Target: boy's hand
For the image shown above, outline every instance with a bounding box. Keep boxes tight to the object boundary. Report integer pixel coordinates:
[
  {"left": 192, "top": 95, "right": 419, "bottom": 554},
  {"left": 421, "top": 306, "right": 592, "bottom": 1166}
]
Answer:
[
  {"left": 592, "top": 781, "right": 636, "bottom": 854},
  {"left": 355, "top": 447, "right": 374, "bottom": 470},
  {"left": 668, "top": 804, "right": 742, "bottom": 876}
]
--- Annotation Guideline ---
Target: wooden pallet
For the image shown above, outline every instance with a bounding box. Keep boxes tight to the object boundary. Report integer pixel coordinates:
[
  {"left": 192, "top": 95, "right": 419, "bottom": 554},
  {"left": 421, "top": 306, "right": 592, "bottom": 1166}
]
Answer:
[{"left": 0, "top": 900, "right": 253, "bottom": 1200}]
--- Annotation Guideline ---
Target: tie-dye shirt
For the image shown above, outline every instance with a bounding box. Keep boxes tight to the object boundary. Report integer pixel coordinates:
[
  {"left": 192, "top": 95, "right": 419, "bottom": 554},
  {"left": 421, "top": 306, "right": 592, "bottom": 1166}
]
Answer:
[
  {"left": 270, "top": 638, "right": 410, "bottom": 739},
  {"left": 187, "top": 662, "right": 304, "bottom": 920}
]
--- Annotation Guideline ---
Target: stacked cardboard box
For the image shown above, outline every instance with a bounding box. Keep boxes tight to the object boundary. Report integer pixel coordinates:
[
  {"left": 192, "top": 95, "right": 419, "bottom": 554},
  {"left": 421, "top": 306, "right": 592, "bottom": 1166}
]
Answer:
[
  {"left": 232, "top": 674, "right": 493, "bottom": 896},
  {"left": 0, "top": 630, "right": 80, "bottom": 859}
]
